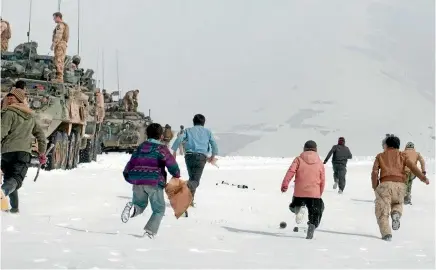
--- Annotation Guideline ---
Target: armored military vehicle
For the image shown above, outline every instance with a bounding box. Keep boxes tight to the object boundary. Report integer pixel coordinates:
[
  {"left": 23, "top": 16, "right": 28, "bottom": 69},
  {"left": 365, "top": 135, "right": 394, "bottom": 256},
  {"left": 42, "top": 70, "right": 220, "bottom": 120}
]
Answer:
[
  {"left": 1, "top": 42, "right": 104, "bottom": 170},
  {"left": 100, "top": 96, "right": 152, "bottom": 153}
]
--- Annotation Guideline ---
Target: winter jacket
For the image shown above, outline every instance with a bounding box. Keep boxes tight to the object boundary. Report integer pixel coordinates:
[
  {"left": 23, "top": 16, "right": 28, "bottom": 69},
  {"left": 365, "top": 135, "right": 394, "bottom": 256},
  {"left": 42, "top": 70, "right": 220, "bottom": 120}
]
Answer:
[
  {"left": 371, "top": 148, "right": 427, "bottom": 190},
  {"left": 402, "top": 148, "right": 426, "bottom": 173},
  {"left": 123, "top": 139, "right": 181, "bottom": 187},
  {"left": 1, "top": 103, "right": 46, "bottom": 154},
  {"left": 281, "top": 150, "right": 325, "bottom": 198},
  {"left": 324, "top": 144, "right": 352, "bottom": 166}
]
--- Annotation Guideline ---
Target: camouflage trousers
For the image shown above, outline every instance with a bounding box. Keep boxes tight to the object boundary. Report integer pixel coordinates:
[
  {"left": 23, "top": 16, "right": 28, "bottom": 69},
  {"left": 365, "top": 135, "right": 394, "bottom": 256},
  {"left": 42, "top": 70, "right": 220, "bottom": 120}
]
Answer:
[
  {"left": 123, "top": 98, "right": 138, "bottom": 112},
  {"left": 1, "top": 39, "right": 8, "bottom": 52},
  {"left": 53, "top": 42, "right": 67, "bottom": 82},
  {"left": 405, "top": 172, "right": 416, "bottom": 200},
  {"left": 374, "top": 181, "right": 406, "bottom": 237}
]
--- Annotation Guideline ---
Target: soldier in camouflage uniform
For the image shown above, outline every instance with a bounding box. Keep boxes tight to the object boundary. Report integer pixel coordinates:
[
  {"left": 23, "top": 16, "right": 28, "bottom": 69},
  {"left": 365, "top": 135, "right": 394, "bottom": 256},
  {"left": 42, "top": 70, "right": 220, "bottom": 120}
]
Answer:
[
  {"left": 51, "top": 12, "right": 69, "bottom": 82},
  {"left": 0, "top": 18, "right": 11, "bottom": 52},
  {"left": 123, "top": 89, "right": 139, "bottom": 112},
  {"left": 163, "top": 124, "right": 174, "bottom": 147},
  {"left": 102, "top": 89, "right": 112, "bottom": 103},
  {"left": 402, "top": 142, "right": 426, "bottom": 205}
]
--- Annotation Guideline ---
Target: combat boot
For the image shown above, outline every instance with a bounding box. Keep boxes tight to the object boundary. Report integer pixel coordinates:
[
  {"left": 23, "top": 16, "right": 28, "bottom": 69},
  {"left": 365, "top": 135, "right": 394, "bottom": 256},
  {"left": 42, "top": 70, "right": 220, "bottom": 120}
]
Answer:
[
  {"left": 404, "top": 195, "right": 412, "bottom": 205},
  {"left": 391, "top": 211, "right": 401, "bottom": 230},
  {"left": 382, "top": 234, "right": 392, "bottom": 241}
]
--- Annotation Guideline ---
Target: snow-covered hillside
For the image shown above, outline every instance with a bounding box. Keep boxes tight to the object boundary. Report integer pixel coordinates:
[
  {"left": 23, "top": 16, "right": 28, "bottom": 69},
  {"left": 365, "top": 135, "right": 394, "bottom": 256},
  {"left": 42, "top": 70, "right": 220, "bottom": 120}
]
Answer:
[{"left": 1, "top": 153, "right": 434, "bottom": 268}]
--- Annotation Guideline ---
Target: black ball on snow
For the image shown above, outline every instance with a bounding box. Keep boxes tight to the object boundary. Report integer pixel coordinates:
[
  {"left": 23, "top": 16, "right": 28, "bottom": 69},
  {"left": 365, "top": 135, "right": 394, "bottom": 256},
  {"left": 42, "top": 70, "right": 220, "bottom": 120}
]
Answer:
[{"left": 279, "top": 221, "right": 287, "bottom": 229}]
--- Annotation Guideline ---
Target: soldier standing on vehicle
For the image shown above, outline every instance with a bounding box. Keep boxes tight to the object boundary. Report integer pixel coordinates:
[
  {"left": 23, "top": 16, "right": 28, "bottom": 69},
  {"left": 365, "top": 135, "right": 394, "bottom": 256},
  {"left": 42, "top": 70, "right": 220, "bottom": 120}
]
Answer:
[
  {"left": 0, "top": 17, "right": 11, "bottom": 52},
  {"left": 323, "top": 137, "right": 352, "bottom": 194},
  {"left": 0, "top": 88, "right": 47, "bottom": 213},
  {"left": 123, "top": 89, "right": 139, "bottom": 112},
  {"left": 51, "top": 12, "right": 69, "bottom": 82},
  {"left": 102, "top": 89, "right": 112, "bottom": 103}
]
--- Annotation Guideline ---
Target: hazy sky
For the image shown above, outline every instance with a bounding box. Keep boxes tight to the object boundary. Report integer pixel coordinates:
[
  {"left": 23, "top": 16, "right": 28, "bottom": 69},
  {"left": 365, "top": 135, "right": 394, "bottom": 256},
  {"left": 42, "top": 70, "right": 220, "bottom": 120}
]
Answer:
[{"left": 1, "top": 0, "right": 434, "bottom": 156}]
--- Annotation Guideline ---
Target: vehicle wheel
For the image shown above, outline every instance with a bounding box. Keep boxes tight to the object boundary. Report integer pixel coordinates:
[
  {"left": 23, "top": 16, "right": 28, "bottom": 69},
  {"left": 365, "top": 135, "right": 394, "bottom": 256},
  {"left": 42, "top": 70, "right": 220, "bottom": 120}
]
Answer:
[
  {"left": 46, "top": 131, "right": 63, "bottom": 171},
  {"left": 79, "top": 139, "right": 93, "bottom": 163},
  {"left": 66, "top": 132, "right": 76, "bottom": 169},
  {"left": 60, "top": 132, "right": 69, "bottom": 170},
  {"left": 72, "top": 132, "right": 81, "bottom": 168}
]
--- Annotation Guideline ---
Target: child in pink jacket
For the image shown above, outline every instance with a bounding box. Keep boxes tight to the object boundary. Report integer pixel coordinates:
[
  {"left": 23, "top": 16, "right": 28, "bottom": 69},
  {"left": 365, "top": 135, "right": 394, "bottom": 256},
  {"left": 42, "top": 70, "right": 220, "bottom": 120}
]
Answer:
[{"left": 281, "top": 140, "right": 325, "bottom": 239}]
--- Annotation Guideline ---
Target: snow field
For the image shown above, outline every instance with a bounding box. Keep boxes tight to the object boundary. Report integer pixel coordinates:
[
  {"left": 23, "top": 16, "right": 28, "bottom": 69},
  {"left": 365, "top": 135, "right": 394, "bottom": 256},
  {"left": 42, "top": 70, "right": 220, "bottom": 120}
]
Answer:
[{"left": 1, "top": 153, "right": 434, "bottom": 268}]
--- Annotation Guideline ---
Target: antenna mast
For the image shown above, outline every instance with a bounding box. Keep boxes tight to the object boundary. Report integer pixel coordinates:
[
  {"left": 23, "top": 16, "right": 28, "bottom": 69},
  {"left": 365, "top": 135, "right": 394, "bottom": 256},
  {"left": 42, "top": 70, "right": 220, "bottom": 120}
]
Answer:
[
  {"left": 27, "top": 0, "right": 33, "bottom": 42},
  {"left": 116, "top": 50, "right": 120, "bottom": 95},
  {"left": 96, "top": 48, "right": 100, "bottom": 88},
  {"left": 102, "top": 49, "right": 105, "bottom": 90},
  {"left": 77, "top": 0, "right": 80, "bottom": 55}
]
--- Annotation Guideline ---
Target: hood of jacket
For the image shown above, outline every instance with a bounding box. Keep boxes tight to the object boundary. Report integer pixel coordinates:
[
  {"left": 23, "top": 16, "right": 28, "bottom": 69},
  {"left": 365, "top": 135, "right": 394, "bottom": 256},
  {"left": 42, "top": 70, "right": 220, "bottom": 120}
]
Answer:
[
  {"left": 138, "top": 139, "right": 163, "bottom": 154},
  {"left": 299, "top": 150, "right": 321, "bottom": 165},
  {"left": 4, "top": 103, "right": 33, "bottom": 120}
]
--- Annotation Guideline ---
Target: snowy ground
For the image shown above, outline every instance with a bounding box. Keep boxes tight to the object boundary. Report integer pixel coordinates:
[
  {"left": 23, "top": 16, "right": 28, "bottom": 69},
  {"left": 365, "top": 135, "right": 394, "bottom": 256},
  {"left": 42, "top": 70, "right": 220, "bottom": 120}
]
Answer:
[{"left": 1, "top": 153, "right": 435, "bottom": 269}]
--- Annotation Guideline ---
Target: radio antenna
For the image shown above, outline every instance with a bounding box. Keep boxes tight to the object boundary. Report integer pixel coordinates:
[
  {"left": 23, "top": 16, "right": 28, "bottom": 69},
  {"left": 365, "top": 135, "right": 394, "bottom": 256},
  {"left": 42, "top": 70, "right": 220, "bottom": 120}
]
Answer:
[{"left": 27, "top": 0, "right": 33, "bottom": 42}]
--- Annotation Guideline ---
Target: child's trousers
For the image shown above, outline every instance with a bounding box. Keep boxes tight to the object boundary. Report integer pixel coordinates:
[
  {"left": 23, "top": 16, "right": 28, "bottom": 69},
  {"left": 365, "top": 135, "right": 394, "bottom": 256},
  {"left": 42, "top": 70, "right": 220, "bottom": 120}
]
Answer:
[
  {"left": 289, "top": 196, "right": 324, "bottom": 228},
  {"left": 132, "top": 185, "right": 166, "bottom": 234}
]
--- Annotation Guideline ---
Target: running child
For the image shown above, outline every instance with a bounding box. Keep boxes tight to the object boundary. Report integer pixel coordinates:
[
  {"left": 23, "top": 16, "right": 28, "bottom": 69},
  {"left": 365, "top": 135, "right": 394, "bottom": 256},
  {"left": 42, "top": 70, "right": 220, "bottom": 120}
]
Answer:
[{"left": 281, "top": 140, "right": 325, "bottom": 239}]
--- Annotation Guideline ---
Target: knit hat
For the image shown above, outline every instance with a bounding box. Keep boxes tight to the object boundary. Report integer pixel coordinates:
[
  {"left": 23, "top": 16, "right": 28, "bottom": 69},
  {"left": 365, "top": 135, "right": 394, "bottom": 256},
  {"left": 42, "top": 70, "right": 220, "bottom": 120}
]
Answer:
[
  {"left": 338, "top": 137, "right": 345, "bottom": 145},
  {"left": 304, "top": 140, "right": 317, "bottom": 151},
  {"left": 405, "top": 142, "right": 414, "bottom": 149},
  {"left": 7, "top": 88, "right": 26, "bottom": 103}
]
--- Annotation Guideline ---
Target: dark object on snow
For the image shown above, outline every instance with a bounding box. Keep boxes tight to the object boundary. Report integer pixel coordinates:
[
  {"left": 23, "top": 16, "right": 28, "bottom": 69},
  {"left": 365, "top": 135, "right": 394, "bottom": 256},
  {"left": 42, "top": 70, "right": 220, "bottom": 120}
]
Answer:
[
  {"left": 279, "top": 221, "right": 287, "bottom": 228},
  {"left": 218, "top": 181, "right": 249, "bottom": 189}
]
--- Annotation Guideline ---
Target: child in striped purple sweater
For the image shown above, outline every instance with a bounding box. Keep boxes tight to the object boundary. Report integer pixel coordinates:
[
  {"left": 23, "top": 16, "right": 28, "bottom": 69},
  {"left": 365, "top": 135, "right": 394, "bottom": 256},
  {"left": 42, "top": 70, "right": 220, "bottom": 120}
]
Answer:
[{"left": 121, "top": 123, "right": 180, "bottom": 238}]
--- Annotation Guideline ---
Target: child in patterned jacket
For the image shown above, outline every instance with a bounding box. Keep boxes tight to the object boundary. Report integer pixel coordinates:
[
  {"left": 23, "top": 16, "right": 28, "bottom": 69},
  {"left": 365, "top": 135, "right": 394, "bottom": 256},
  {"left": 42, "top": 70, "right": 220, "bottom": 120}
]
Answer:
[{"left": 121, "top": 123, "right": 180, "bottom": 238}]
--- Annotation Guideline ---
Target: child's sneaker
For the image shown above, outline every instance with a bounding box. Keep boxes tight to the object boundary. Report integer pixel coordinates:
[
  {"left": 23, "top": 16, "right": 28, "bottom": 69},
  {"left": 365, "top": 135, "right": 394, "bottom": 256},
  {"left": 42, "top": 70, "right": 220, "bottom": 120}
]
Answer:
[
  {"left": 295, "top": 206, "right": 306, "bottom": 224},
  {"left": 333, "top": 182, "right": 338, "bottom": 189},
  {"left": 391, "top": 211, "right": 401, "bottom": 230},
  {"left": 121, "top": 202, "right": 135, "bottom": 223},
  {"left": 143, "top": 229, "right": 155, "bottom": 239},
  {"left": 338, "top": 190, "right": 343, "bottom": 194}
]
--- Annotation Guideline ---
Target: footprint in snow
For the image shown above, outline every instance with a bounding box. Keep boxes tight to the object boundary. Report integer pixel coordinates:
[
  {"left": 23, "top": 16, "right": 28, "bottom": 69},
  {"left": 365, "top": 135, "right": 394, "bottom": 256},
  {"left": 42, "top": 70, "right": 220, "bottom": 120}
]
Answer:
[
  {"left": 189, "top": 248, "right": 207, "bottom": 253},
  {"left": 69, "top": 217, "right": 82, "bottom": 221},
  {"left": 136, "top": 248, "right": 149, "bottom": 252},
  {"left": 34, "top": 258, "right": 48, "bottom": 263},
  {"left": 6, "top": 225, "right": 17, "bottom": 232},
  {"left": 359, "top": 247, "right": 367, "bottom": 251},
  {"left": 107, "top": 258, "right": 121, "bottom": 262},
  {"left": 208, "top": 249, "right": 236, "bottom": 253},
  {"left": 110, "top": 251, "right": 120, "bottom": 256}
]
